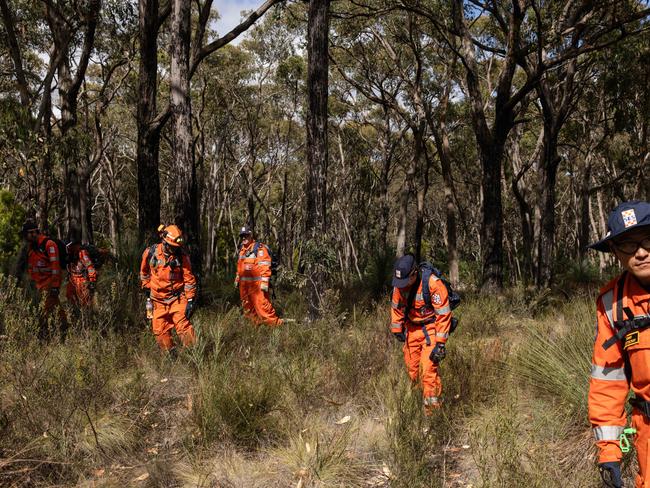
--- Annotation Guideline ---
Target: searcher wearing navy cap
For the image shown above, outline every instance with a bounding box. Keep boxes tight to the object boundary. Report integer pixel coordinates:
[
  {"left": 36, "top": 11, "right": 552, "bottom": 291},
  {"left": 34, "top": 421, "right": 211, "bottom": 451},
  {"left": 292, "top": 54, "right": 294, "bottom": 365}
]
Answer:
[
  {"left": 589, "top": 201, "right": 650, "bottom": 252},
  {"left": 392, "top": 254, "right": 417, "bottom": 287}
]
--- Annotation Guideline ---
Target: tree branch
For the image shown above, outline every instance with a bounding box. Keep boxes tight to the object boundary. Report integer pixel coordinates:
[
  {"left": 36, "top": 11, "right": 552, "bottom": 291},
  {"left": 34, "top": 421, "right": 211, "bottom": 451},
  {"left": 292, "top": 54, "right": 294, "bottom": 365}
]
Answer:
[{"left": 190, "top": 0, "right": 283, "bottom": 77}]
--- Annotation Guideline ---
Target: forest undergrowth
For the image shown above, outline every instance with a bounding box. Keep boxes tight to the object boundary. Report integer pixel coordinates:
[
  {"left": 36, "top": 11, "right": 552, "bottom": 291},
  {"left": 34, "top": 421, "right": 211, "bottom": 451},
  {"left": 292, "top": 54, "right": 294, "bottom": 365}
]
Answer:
[{"left": 0, "top": 267, "right": 626, "bottom": 487}]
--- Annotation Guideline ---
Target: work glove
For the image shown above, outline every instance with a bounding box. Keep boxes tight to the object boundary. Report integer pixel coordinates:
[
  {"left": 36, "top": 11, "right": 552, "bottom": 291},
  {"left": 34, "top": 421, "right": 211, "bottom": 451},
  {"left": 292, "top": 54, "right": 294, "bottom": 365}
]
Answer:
[
  {"left": 49, "top": 287, "right": 59, "bottom": 297},
  {"left": 429, "top": 342, "right": 446, "bottom": 364},
  {"left": 599, "top": 462, "right": 623, "bottom": 488},
  {"left": 260, "top": 282, "right": 269, "bottom": 293},
  {"left": 87, "top": 282, "right": 96, "bottom": 293},
  {"left": 185, "top": 299, "right": 195, "bottom": 320},
  {"left": 393, "top": 332, "right": 406, "bottom": 342}
]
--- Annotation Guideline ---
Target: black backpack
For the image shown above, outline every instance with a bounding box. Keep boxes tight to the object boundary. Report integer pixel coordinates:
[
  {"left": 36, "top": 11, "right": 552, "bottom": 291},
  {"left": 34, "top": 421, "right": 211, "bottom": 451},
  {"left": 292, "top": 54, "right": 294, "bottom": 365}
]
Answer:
[
  {"left": 38, "top": 237, "right": 68, "bottom": 269},
  {"left": 420, "top": 262, "right": 461, "bottom": 311},
  {"left": 412, "top": 262, "right": 461, "bottom": 333},
  {"left": 80, "top": 244, "right": 108, "bottom": 269},
  {"left": 252, "top": 242, "right": 279, "bottom": 276}
]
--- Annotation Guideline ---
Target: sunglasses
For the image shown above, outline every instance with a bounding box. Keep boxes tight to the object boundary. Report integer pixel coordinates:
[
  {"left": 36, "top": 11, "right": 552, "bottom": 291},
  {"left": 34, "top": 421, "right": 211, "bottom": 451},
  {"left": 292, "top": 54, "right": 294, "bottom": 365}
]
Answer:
[{"left": 613, "top": 237, "right": 650, "bottom": 255}]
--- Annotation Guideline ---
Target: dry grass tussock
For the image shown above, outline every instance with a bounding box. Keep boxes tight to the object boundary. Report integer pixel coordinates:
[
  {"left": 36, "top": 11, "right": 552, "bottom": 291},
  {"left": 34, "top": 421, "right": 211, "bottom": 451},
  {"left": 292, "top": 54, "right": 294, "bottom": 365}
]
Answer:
[{"left": 0, "top": 274, "right": 626, "bottom": 487}]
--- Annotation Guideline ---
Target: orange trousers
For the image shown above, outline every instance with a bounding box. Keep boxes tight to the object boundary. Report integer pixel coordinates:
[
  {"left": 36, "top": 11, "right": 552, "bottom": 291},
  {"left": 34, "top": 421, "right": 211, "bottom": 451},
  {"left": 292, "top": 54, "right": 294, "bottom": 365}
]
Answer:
[
  {"left": 39, "top": 290, "right": 68, "bottom": 341},
  {"left": 403, "top": 323, "right": 442, "bottom": 412},
  {"left": 66, "top": 275, "right": 93, "bottom": 307},
  {"left": 239, "top": 281, "right": 282, "bottom": 326},
  {"left": 151, "top": 296, "right": 196, "bottom": 351},
  {"left": 632, "top": 410, "right": 650, "bottom": 488}
]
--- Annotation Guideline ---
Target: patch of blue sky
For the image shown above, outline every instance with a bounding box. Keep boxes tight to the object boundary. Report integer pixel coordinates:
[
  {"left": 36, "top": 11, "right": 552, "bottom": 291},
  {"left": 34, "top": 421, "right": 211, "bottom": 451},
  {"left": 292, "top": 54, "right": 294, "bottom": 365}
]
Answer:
[{"left": 213, "top": 0, "right": 262, "bottom": 43}]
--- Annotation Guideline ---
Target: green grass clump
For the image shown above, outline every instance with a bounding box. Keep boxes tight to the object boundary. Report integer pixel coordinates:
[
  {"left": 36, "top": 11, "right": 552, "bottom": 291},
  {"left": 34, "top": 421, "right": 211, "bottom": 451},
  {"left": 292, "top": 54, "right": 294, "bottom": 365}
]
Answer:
[{"left": 511, "top": 298, "right": 594, "bottom": 422}]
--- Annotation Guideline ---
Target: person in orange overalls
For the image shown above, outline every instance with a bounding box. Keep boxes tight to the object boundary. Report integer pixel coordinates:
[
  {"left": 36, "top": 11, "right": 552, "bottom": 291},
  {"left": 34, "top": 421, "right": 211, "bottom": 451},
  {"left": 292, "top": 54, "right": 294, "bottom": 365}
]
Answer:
[
  {"left": 390, "top": 254, "right": 452, "bottom": 414},
  {"left": 235, "top": 225, "right": 282, "bottom": 327},
  {"left": 21, "top": 220, "right": 68, "bottom": 341},
  {"left": 588, "top": 201, "right": 650, "bottom": 488},
  {"left": 139, "top": 224, "right": 197, "bottom": 353},
  {"left": 65, "top": 241, "right": 97, "bottom": 307}
]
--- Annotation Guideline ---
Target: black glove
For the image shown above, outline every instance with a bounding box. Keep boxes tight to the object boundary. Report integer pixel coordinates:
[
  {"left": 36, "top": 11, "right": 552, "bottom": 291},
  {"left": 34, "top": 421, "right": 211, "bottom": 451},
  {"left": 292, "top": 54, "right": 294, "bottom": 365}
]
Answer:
[
  {"left": 393, "top": 332, "right": 406, "bottom": 342},
  {"left": 429, "top": 342, "right": 446, "bottom": 364},
  {"left": 87, "top": 282, "right": 96, "bottom": 293},
  {"left": 185, "top": 299, "right": 195, "bottom": 319},
  {"left": 599, "top": 461, "right": 622, "bottom": 488},
  {"left": 49, "top": 287, "right": 59, "bottom": 297}
]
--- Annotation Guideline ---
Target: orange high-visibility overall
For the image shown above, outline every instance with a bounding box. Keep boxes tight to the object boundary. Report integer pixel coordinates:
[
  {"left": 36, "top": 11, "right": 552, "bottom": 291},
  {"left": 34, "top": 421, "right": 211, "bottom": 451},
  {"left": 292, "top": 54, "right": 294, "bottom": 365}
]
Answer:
[
  {"left": 391, "top": 274, "right": 452, "bottom": 411},
  {"left": 235, "top": 241, "right": 282, "bottom": 326},
  {"left": 589, "top": 272, "right": 650, "bottom": 487},
  {"left": 66, "top": 249, "right": 97, "bottom": 306},
  {"left": 140, "top": 243, "right": 197, "bottom": 351},
  {"left": 27, "top": 235, "right": 67, "bottom": 337}
]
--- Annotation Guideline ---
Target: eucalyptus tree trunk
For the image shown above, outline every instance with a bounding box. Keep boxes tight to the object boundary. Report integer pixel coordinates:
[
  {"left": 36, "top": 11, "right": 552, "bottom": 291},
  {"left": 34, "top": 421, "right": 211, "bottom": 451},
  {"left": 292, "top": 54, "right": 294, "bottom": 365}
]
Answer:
[
  {"left": 136, "top": 0, "right": 164, "bottom": 244},
  {"left": 305, "top": 0, "right": 330, "bottom": 317},
  {"left": 170, "top": 0, "right": 201, "bottom": 274},
  {"left": 452, "top": 0, "right": 528, "bottom": 291},
  {"left": 46, "top": 0, "right": 100, "bottom": 241}
]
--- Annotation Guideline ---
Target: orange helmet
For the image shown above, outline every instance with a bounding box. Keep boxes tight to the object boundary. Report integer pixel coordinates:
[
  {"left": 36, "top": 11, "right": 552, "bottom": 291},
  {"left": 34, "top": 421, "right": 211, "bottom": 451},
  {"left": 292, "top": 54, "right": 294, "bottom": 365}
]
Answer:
[{"left": 161, "top": 224, "right": 184, "bottom": 247}]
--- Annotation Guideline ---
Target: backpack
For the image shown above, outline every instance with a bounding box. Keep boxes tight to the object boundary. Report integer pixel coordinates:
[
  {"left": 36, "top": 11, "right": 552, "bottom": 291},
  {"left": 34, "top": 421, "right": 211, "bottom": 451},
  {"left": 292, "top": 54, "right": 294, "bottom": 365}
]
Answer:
[
  {"left": 81, "top": 244, "right": 109, "bottom": 269},
  {"left": 420, "top": 262, "right": 461, "bottom": 311},
  {"left": 252, "top": 242, "right": 279, "bottom": 277},
  {"left": 413, "top": 262, "right": 461, "bottom": 333},
  {"left": 38, "top": 237, "right": 68, "bottom": 269}
]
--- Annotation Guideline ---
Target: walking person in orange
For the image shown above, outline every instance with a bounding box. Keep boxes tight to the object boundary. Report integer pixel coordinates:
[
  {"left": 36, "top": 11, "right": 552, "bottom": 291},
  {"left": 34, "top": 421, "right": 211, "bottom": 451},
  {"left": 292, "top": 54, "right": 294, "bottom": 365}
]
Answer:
[
  {"left": 20, "top": 220, "right": 68, "bottom": 341},
  {"left": 390, "top": 254, "right": 453, "bottom": 414},
  {"left": 588, "top": 201, "right": 650, "bottom": 488},
  {"left": 65, "top": 241, "right": 97, "bottom": 308},
  {"left": 140, "top": 225, "right": 197, "bottom": 353},
  {"left": 235, "top": 225, "right": 282, "bottom": 327}
]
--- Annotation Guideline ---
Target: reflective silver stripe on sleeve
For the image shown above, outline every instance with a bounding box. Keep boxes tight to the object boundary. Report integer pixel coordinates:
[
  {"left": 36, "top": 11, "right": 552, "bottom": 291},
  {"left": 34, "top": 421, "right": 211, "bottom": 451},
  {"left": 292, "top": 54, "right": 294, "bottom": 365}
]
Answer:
[
  {"left": 415, "top": 293, "right": 423, "bottom": 301},
  {"left": 240, "top": 276, "right": 262, "bottom": 282},
  {"left": 390, "top": 322, "right": 403, "bottom": 328},
  {"left": 258, "top": 260, "right": 272, "bottom": 266},
  {"left": 49, "top": 257, "right": 58, "bottom": 262},
  {"left": 140, "top": 274, "right": 150, "bottom": 279},
  {"left": 391, "top": 301, "right": 401, "bottom": 309},
  {"left": 593, "top": 425, "right": 624, "bottom": 441},
  {"left": 435, "top": 332, "right": 449, "bottom": 339},
  {"left": 184, "top": 284, "right": 196, "bottom": 290},
  {"left": 423, "top": 396, "right": 440, "bottom": 405},
  {"left": 434, "top": 305, "right": 451, "bottom": 315},
  {"left": 601, "top": 289, "right": 615, "bottom": 331},
  {"left": 261, "top": 277, "right": 270, "bottom": 282},
  {"left": 51, "top": 269, "right": 60, "bottom": 275},
  {"left": 590, "top": 364, "right": 627, "bottom": 381}
]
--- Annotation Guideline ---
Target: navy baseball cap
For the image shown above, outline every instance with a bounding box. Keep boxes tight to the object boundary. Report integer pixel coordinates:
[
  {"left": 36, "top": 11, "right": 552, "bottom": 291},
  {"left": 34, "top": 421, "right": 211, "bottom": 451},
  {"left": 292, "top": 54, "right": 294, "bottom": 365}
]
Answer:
[
  {"left": 392, "top": 254, "right": 416, "bottom": 287},
  {"left": 589, "top": 200, "right": 650, "bottom": 252},
  {"left": 20, "top": 220, "right": 38, "bottom": 235}
]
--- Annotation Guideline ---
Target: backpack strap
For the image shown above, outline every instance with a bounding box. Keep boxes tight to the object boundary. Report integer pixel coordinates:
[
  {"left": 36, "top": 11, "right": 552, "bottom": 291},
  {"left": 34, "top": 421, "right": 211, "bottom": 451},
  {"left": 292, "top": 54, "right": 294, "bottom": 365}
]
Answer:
[
  {"left": 403, "top": 272, "right": 435, "bottom": 346},
  {"left": 404, "top": 274, "right": 421, "bottom": 319},
  {"left": 419, "top": 268, "right": 434, "bottom": 346},
  {"left": 148, "top": 244, "right": 159, "bottom": 267},
  {"left": 421, "top": 266, "right": 432, "bottom": 308},
  {"left": 615, "top": 272, "right": 632, "bottom": 383}
]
